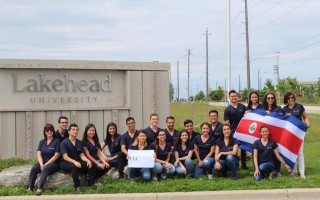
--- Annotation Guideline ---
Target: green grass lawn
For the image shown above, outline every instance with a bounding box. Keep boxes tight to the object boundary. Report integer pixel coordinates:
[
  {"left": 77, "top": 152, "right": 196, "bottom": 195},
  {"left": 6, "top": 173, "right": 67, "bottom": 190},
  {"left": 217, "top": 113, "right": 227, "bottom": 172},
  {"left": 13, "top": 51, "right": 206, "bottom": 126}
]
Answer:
[{"left": 0, "top": 102, "right": 319, "bottom": 196}]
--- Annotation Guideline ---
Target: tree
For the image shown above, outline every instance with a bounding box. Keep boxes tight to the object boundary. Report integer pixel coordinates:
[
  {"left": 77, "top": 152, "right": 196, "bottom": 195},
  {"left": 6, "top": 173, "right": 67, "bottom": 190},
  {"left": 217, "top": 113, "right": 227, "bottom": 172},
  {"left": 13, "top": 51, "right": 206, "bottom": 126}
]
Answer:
[
  {"left": 263, "top": 79, "right": 275, "bottom": 92},
  {"left": 169, "top": 82, "right": 174, "bottom": 101},
  {"left": 194, "top": 90, "right": 205, "bottom": 101},
  {"left": 209, "top": 89, "right": 224, "bottom": 101},
  {"left": 317, "top": 78, "right": 320, "bottom": 97}
]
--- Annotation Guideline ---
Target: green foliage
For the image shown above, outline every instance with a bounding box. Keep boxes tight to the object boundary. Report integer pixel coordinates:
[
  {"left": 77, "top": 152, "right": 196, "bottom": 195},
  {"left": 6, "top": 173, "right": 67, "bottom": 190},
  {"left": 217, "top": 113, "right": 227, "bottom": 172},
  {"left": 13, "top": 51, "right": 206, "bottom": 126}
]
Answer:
[
  {"left": 169, "top": 82, "right": 174, "bottom": 101},
  {"left": 194, "top": 90, "right": 205, "bottom": 101},
  {"left": 0, "top": 158, "right": 35, "bottom": 172},
  {"left": 209, "top": 89, "right": 224, "bottom": 101},
  {"left": 262, "top": 79, "right": 276, "bottom": 92}
]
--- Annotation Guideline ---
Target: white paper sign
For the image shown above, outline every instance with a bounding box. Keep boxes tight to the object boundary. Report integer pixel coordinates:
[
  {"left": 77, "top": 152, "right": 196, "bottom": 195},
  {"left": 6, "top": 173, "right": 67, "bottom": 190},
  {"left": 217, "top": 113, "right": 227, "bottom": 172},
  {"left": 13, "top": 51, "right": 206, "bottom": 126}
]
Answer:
[{"left": 128, "top": 150, "right": 154, "bottom": 168}]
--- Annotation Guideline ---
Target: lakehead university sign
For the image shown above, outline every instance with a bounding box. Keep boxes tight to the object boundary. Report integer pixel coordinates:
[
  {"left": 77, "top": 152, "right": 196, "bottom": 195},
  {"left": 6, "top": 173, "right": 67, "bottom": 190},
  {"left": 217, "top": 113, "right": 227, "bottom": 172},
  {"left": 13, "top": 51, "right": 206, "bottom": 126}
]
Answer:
[{"left": 0, "top": 59, "right": 170, "bottom": 159}]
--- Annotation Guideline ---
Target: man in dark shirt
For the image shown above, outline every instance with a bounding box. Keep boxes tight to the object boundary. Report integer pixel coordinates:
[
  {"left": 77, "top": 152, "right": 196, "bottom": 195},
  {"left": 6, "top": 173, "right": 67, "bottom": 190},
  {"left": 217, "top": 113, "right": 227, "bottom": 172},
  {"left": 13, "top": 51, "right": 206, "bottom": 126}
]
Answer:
[
  {"left": 54, "top": 116, "right": 69, "bottom": 142},
  {"left": 144, "top": 113, "right": 161, "bottom": 145},
  {"left": 118, "top": 117, "right": 138, "bottom": 179},
  {"left": 164, "top": 116, "right": 179, "bottom": 146},
  {"left": 224, "top": 90, "right": 248, "bottom": 170}
]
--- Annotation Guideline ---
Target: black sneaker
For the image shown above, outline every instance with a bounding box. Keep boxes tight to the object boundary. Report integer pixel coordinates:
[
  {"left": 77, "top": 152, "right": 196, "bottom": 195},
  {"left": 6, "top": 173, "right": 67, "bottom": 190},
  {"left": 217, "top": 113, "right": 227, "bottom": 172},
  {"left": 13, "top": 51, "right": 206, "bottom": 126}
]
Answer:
[{"left": 118, "top": 175, "right": 124, "bottom": 179}]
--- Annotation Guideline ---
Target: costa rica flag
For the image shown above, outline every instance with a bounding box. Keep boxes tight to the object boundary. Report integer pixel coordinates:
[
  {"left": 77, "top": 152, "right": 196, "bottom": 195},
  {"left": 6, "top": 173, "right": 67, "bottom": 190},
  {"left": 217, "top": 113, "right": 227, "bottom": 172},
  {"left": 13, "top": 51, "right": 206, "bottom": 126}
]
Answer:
[{"left": 234, "top": 109, "right": 307, "bottom": 169}]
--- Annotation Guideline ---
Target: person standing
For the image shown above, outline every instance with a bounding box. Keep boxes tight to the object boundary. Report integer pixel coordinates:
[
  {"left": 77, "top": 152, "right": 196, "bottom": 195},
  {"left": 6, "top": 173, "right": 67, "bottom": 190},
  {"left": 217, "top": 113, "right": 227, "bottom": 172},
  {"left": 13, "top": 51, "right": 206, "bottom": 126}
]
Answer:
[
  {"left": 144, "top": 113, "right": 161, "bottom": 145},
  {"left": 28, "top": 123, "right": 60, "bottom": 196},
  {"left": 224, "top": 90, "right": 247, "bottom": 170},
  {"left": 246, "top": 91, "right": 263, "bottom": 113},
  {"left": 54, "top": 116, "right": 69, "bottom": 142},
  {"left": 60, "top": 124, "right": 95, "bottom": 193},
  {"left": 193, "top": 122, "right": 215, "bottom": 179},
  {"left": 118, "top": 117, "right": 138, "bottom": 179},
  {"left": 283, "top": 92, "right": 310, "bottom": 179},
  {"left": 164, "top": 116, "right": 179, "bottom": 147}
]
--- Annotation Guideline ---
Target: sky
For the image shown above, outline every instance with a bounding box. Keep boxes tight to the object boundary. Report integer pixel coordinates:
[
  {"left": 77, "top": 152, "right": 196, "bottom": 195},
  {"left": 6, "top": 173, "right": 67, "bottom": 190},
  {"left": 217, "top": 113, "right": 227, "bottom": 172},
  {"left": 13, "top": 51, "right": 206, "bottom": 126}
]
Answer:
[{"left": 0, "top": 0, "right": 319, "bottom": 98}]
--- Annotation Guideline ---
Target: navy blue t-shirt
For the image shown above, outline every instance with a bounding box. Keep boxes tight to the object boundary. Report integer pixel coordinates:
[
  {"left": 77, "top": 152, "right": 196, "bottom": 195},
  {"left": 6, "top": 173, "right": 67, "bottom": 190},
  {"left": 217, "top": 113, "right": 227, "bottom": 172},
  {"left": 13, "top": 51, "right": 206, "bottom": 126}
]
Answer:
[
  {"left": 37, "top": 138, "right": 60, "bottom": 163},
  {"left": 54, "top": 129, "right": 69, "bottom": 142},
  {"left": 83, "top": 140, "right": 100, "bottom": 160},
  {"left": 253, "top": 139, "right": 278, "bottom": 165},
  {"left": 155, "top": 142, "right": 172, "bottom": 161},
  {"left": 194, "top": 135, "right": 215, "bottom": 160},
  {"left": 246, "top": 104, "right": 263, "bottom": 112},
  {"left": 173, "top": 143, "right": 194, "bottom": 159},
  {"left": 216, "top": 138, "right": 239, "bottom": 160},
  {"left": 266, "top": 106, "right": 283, "bottom": 114},
  {"left": 104, "top": 134, "right": 121, "bottom": 156},
  {"left": 164, "top": 129, "right": 179, "bottom": 146},
  {"left": 224, "top": 103, "right": 246, "bottom": 132},
  {"left": 283, "top": 103, "right": 305, "bottom": 121},
  {"left": 120, "top": 130, "right": 137, "bottom": 150},
  {"left": 144, "top": 127, "right": 161, "bottom": 145},
  {"left": 190, "top": 131, "right": 200, "bottom": 143},
  {"left": 209, "top": 122, "right": 223, "bottom": 142},
  {"left": 60, "top": 138, "right": 84, "bottom": 162},
  {"left": 129, "top": 144, "right": 155, "bottom": 151}
]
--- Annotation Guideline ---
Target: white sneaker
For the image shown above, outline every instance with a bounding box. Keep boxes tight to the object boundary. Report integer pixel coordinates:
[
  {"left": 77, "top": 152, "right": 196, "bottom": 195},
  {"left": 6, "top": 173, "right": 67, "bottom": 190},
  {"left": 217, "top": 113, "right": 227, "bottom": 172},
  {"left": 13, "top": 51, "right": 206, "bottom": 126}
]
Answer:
[
  {"left": 152, "top": 176, "right": 158, "bottom": 181},
  {"left": 208, "top": 174, "right": 213, "bottom": 180}
]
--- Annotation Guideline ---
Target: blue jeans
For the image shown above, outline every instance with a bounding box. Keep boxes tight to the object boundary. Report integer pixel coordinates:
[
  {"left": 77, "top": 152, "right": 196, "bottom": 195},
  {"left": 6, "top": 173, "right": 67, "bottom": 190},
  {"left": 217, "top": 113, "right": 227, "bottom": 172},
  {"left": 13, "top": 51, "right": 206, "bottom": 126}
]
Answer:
[
  {"left": 254, "top": 162, "right": 275, "bottom": 181},
  {"left": 128, "top": 167, "right": 151, "bottom": 181},
  {"left": 153, "top": 162, "right": 175, "bottom": 177},
  {"left": 175, "top": 158, "right": 193, "bottom": 176},
  {"left": 214, "top": 155, "right": 239, "bottom": 178},
  {"left": 194, "top": 158, "right": 214, "bottom": 178}
]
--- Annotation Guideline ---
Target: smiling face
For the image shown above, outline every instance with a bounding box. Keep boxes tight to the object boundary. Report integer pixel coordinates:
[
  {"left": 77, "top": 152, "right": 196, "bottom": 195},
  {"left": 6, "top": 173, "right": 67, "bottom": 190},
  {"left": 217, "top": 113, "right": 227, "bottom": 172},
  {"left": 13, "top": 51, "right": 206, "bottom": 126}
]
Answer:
[
  {"left": 137, "top": 132, "right": 147, "bottom": 144},
  {"left": 222, "top": 125, "right": 231, "bottom": 137},
  {"left": 126, "top": 119, "right": 136, "bottom": 131},
  {"left": 209, "top": 112, "right": 218, "bottom": 123},
  {"left": 150, "top": 115, "right": 159, "bottom": 127},
  {"left": 250, "top": 93, "right": 259, "bottom": 104},
  {"left": 157, "top": 130, "right": 166, "bottom": 142},
  {"left": 229, "top": 92, "right": 238, "bottom": 103},
  {"left": 59, "top": 118, "right": 69, "bottom": 130},
  {"left": 201, "top": 124, "right": 210, "bottom": 136},
  {"left": 260, "top": 127, "right": 269, "bottom": 139},
  {"left": 108, "top": 125, "right": 116, "bottom": 136},
  {"left": 69, "top": 126, "right": 79, "bottom": 137},
  {"left": 87, "top": 126, "right": 96, "bottom": 139},
  {"left": 266, "top": 94, "right": 275, "bottom": 106},
  {"left": 166, "top": 118, "right": 175, "bottom": 130},
  {"left": 184, "top": 122, "right": 193, "bottom": 133},
  {"left": 180, "top": 131, "right": 189, "bottom": 143}
]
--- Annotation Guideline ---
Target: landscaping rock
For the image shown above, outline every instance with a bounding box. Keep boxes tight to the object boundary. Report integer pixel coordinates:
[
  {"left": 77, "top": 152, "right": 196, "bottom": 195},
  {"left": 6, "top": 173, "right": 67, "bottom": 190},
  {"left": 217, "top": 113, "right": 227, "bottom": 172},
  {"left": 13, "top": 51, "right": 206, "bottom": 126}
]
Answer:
[{"left": 0, "top": 165, "right": 120, "bottom": 189}]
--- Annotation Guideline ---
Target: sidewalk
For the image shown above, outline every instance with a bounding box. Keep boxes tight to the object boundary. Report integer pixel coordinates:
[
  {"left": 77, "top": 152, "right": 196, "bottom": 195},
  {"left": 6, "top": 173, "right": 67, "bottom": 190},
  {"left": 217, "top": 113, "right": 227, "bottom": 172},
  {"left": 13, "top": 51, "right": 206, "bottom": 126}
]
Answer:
[{"left": 1, "top": 188, "right": 320, "bottom": 200}]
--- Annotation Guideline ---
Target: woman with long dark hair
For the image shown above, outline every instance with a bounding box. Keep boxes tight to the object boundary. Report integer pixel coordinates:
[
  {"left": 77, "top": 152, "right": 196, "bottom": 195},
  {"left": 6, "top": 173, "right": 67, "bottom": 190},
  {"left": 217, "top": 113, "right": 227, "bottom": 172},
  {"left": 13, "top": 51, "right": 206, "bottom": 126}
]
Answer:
[
  {"left": 246, "top": 91, "right": 263, "bottom": 113},
  {"left": 193, "top": 122, "right": 215, "bottom": 179},
  {"left": 101, "top": 122, "right": 122, "bottom": 175},
  {"left": 173, "top": 129, "right": 193, "bottom": 178},
  {"left": 82, "top": 123, "right": 110, "bottom": 186},
  {"left": 128, "top": 129, "right": 154, "bottom": 181},
  {"left": 283, "top": 92, "right": 310, "bottom": 179},
  {"left": 152, "top": 129, "right": 175, "bottom": 180},
  {"left": 28, "top": 123, "right": 60, "bottom": 196},
  {"left": 262, "top": 92, "right": 283, "bottom": 114},
  {"left": 214, "top": 124, "right": 239, "bottom": 180}
]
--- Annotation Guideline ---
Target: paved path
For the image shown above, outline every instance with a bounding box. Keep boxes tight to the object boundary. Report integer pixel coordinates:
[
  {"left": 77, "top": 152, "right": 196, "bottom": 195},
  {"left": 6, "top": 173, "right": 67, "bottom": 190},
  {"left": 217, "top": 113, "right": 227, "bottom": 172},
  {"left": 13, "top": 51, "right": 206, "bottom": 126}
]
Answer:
[{"left": 1, "top": 189, "right": 320, "bottom": 200}]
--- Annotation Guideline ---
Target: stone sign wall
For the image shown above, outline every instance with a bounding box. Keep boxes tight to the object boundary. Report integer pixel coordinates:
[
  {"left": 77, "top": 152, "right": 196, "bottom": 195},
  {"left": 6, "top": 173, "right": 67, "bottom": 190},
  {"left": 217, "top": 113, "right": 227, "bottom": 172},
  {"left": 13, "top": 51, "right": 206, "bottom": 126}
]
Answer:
[{"left": 0, "top": 59, "right": 170, "bottom": 159}]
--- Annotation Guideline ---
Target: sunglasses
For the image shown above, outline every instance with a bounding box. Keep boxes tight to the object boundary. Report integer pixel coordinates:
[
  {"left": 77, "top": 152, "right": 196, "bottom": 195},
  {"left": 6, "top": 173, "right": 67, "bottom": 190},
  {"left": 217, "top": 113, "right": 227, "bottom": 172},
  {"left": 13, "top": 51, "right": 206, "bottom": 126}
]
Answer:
[
  {"left": 288, "top": 96, "right": 294, "bottom": 100},
  {"left": 45, "top": 130, "right": 54, "bottom": 132},
  {"left": 267, "top": 97, "right": 274, "bottom": 100}
]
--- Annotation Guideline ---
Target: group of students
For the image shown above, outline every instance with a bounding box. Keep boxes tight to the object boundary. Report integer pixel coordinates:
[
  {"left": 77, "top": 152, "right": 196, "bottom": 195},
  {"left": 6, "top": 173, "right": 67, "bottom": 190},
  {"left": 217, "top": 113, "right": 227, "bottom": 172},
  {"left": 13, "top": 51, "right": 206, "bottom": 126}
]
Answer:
[{"left": 27, "top": 90, "right": 310, "bottom": 195}]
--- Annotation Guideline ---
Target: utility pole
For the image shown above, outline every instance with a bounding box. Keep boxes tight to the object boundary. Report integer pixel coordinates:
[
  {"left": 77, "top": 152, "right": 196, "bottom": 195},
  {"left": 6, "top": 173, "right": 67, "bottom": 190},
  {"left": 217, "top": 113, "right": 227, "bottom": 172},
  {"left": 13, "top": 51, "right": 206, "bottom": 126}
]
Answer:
[
  {"left": 187, "top": 49, "right": 191, "bottom": 101},
  {"left": 205, "top": 28, "right": 211, "bottom": 102},
  {"left": 258, "top": 69, "right": 261, "bottom": 90},
  {"left": 177, "top": 60, "right": 180, "bottom": 101},
  {"left": 239, "top": 74, "right": 241, "bottom": 92},
  {"left": 244, "top": 0, "right": 251, "bottom": 96},
  {"left": 226, "top": 0, "right": 231, "bottom": 103}
]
